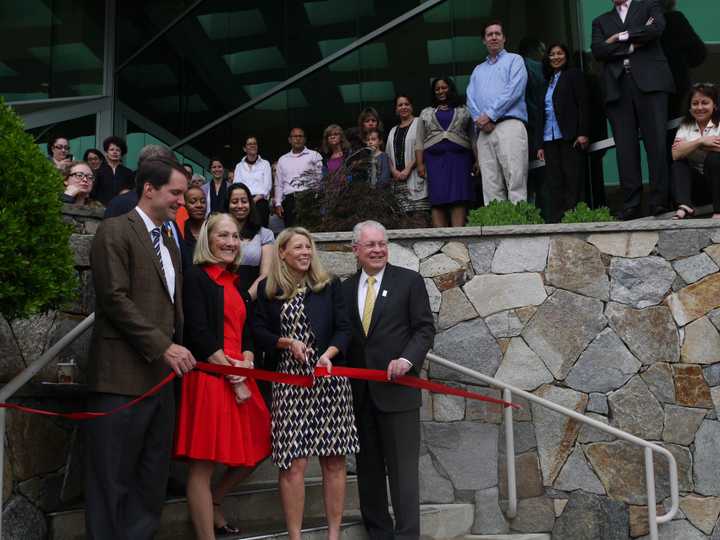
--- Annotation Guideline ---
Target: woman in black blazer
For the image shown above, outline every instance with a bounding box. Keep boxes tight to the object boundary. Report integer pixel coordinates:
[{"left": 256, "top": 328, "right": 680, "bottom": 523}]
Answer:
[
  {"left": 253, "top": 227, "right": 358, "bottom": 540},
  {"left": 537, "top": 43, "right": 591, "bottom": 222},
  {"left": 175, "top": 213, "right": 271, "bottom": 538}
]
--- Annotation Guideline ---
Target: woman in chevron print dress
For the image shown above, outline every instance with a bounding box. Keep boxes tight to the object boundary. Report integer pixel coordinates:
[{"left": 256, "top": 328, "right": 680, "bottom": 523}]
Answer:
[{"left": 254, "top": 227, "right": 358, "bottom": 540}]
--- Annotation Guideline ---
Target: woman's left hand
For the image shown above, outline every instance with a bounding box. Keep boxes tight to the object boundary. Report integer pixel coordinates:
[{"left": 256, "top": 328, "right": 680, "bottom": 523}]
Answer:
[{"left": 317, "top": 355, "right": 333, "bottom": 374}]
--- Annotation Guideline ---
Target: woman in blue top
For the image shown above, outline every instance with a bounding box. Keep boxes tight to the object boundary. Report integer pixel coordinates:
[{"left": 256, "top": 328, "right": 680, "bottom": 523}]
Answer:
[{"left": 536, "top": 43, "right": 590, "bottom": 223}]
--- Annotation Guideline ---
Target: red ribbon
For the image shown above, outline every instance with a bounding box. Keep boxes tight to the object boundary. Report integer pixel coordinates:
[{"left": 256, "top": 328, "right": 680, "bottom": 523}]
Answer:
[{"left": 0, "top": 363, "right": 518, "bottom": 420}]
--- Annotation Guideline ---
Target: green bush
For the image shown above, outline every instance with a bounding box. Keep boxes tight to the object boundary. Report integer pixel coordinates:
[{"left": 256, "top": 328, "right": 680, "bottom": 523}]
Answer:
[
  {"left": 561, "top": 202, "right": 615, "bottom": 224},
  {"left": 467, "top": 200, "right": 545, "bottom": 226},
  {"left": 0, "top": 98, "right": 78, "bottom": 321}
]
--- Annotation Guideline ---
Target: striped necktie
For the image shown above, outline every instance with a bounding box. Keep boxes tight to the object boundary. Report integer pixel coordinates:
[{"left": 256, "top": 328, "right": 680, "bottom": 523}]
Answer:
[
  {"left": 151, "top": 227, "right": 164, "bottom": 272},
  {"left": 362, "top": 276, "right": 376, "bottom": 335}
]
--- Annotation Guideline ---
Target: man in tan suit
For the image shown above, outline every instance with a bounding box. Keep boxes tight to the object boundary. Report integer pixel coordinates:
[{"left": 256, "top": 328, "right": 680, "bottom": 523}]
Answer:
[{"left": 84, "top": 156, "right": 196, "bottom": 540}]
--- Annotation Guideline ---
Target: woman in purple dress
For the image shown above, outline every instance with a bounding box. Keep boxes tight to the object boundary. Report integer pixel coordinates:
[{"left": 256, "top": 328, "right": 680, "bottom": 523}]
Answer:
[{"left": 416, "top": 77, "right": 476, "bottom": 227}]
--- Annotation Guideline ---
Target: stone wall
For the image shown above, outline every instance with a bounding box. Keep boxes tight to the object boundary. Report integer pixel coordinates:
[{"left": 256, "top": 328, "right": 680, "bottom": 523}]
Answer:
[
  {"left": 314, "top": 221, "right": 720, "bottom": 540},
  {"left": 1, "top": 205, "right": 98, "bottom": 539},
  {"left": 4, "top": 213, "right": 720, "bottom": 539}
]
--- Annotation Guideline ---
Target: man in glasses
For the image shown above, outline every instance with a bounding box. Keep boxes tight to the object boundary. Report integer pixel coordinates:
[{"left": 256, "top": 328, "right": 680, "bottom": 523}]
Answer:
[
  {"left": 343, "top": 220, "right": 435, "bottom": 540},
  {"left": 592, "top": 0, "right": 675, "bottom": 220}
]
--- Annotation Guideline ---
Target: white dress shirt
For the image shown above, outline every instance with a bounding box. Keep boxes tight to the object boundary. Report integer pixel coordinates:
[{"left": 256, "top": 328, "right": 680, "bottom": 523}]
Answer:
[
  {"left": 135, "top": 206, "right": 176, "bottom": 302},
  {"left": 233, "top": 156, "right": 272, "bottom": 198},
  {"left": 617, "top": 0, "right": 631, "bottom": 23},
  {"left": 357, "top": 266, "right": 412, "bottom": 367},
  {"left": 274, "top": 147, "right": 323, "bottom": 206}
]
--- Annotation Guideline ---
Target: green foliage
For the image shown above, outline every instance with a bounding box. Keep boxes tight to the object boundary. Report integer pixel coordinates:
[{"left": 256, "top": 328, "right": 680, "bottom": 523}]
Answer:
[
  {"left": 466, "top": 200, "right": 545, "bottom": 226},
  {"left": 561, "top": 202, "right": 615, "bottom": 224},
  {"left": 0, "top": 98, "right": 78, "bottom": 321}
]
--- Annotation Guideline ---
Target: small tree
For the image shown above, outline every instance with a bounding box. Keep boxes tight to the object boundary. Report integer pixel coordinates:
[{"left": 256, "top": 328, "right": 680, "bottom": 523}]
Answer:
[{"left": 0, "top": 98, "right": 78, "bottom": 321}]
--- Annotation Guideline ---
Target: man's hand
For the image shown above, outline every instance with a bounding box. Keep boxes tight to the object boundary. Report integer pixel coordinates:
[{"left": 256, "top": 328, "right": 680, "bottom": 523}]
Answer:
[
  {"left": 537, "top": 149, "right": 545, "bottom": 162},
  {"left": 387, "top": 359, "right": 412, "bottom": 380},
  {"left": 163, "top": 344, "right": 196, "bottom": 376},
  {"left": 274, "top": 205, "right": 284, "bottom": 217},
  {"left": 482, "top": 121, "right": 496, "bottom": 134},
  {"left": 574, "top": 136, "right": 590, "bottom": 150},
  {"left": 475, "top": 113, "right": 491, "bottom": 128},
  {"left": 606, "top": 33, "right": 620, "bottom": 44}
]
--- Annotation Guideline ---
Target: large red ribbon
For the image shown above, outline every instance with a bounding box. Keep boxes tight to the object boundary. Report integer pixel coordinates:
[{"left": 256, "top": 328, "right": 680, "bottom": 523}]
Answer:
[{"left": 0, "top": 363, "right": 518, "bottom": 419}]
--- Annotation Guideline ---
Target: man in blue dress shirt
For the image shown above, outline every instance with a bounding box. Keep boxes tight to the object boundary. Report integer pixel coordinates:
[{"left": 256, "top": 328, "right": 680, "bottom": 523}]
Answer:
[{"left": 467, "top": 21, "right": 529, "bottom": 204}]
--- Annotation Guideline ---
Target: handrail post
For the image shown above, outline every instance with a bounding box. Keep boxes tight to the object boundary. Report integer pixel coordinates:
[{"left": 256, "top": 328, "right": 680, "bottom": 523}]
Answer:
[
  {"left": 0, "top": 408, "right": 6, "bottom": 538},
  {"left": 645, "top": 447, "right": 659, "bottom": 540},
  {"left": 503, "top": 388, "right": 517, "bottom": 519}
]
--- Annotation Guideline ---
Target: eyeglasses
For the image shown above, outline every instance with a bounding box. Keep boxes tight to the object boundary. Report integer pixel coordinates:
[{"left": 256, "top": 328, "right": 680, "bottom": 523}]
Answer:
[
  {"left": 356, "top": 241, "right": 388, "bottom": 249},
  {"left": 54, "top": 144, "right": 70, "bottom": 150},
  {"left": 70, "top": 172, "right": 95, "bottom": 181}
]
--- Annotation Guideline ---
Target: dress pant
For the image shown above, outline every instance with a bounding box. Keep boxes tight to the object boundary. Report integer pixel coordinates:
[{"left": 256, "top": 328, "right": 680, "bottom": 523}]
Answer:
[
  {"left": 672, "top": 155, "right": 720, "bottom": 213},
  {"left": 356, "top": 394, "right": 420, "bottom": 540},
  {"left": 281, "top": 193, "right": 297, "bottom": 228},
  {"left": 255, "top": 197, "right": 270, "bottom": 227},
  {"left": 542, "top": 139, "right": 587, "bottom": 223},
  {"left": 476, "top": 118, "right": 529, "bottom": 204},
  {"left": 606, "top": 71, "right": 669, "bottom": 210},
  {"left": 84, "top": 384, "right": 175, "bottom": 540}
]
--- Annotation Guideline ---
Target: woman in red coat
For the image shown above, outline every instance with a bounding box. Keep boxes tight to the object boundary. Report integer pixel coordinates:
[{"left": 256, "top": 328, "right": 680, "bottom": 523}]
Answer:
[{"left": 175, "top": 212, "right": 271, "bottom": 538}]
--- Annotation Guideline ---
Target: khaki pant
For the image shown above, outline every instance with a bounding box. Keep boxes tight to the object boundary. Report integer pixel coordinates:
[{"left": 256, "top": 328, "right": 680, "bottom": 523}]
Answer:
[{"left": 476, "top": 119, "right": 529, "bottom": 203}]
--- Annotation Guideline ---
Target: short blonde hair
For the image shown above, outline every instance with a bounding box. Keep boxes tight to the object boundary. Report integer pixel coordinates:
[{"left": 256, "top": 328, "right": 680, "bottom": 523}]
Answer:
[
  {"left": 265, "top": 227, "right": 331, "bottom": 300},
  {"left": 192, "top": 213, "right": 242, "bottom": 271}
]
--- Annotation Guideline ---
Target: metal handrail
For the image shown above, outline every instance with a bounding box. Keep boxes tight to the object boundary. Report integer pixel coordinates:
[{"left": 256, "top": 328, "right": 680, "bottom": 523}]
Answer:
[
  {"left": 0, "top": 315, "right": 678, "bottom": 540},
  {"left": 427, "top": 352, "right": 679, "bottom": 540}
]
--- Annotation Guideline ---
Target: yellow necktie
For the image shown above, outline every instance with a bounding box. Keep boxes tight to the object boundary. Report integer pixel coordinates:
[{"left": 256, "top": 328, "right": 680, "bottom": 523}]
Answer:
[{"left": 362, "top": 276, "right": 377, "bottom": 335}]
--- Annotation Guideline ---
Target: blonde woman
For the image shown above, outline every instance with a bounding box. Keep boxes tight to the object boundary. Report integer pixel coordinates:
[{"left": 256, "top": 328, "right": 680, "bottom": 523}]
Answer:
[
  {"left": 175, "top": 213, "right": 271, "bottom": 539},
  {"left": 253, "top": 227, "right": 358, "bottom": 540}
]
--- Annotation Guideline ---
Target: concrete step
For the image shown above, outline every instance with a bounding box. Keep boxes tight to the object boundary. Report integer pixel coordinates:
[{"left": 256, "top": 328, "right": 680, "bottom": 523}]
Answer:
[
  {"left": 463, "top": 535, "right": 552, "bottom": 540},
  {"left": 48, "top": 476, "right": 359, "bottom": 540}
]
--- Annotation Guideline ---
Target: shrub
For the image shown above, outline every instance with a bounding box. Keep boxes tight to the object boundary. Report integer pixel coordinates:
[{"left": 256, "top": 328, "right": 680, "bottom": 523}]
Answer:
[
  {"left": 467, "top": 200, "right": 545, "bottom": 226},
  {"left": 0, "top": 98, "right": 78, "bottom": 321},
  {"left": 295, "top": 151, "right": 426, "bottom": 232},
  {"left": 561, "top": 202, "right": 615, "bottom": 224}
]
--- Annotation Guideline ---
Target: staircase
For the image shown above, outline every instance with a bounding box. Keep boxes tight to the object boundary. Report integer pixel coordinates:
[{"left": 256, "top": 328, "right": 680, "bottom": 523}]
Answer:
[{"left": 46, "top": 456, "right": 479, "bottom": 540}]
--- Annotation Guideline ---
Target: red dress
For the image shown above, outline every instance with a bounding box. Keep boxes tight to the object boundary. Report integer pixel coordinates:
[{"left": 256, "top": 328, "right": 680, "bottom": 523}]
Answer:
[{"left": 174, "top": 264, "right": 271, "bottom": 466}]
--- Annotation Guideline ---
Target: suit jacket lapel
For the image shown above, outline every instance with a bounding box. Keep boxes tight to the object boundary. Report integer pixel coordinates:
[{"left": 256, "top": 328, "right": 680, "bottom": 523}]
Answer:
[
  {"left": 127, "top": 210, "right": 171, "bottom": 297},
  {"left": 625, "top": 0, "right": 641, "bottom": 27},
  {"left": 366, "top": 264, "right": 394, "bottom": 338}
]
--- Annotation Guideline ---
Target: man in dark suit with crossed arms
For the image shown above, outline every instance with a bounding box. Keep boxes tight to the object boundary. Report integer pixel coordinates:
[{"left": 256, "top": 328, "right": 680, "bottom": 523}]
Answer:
[
  {"left": 591, "top": 0, "right": 675, "bottom": 219},
  {"left": 343, "top": 220, "right": 435, "bottom": 540},
  {"left": 85, "top": 157, "right": 196, "bottom": 540}
]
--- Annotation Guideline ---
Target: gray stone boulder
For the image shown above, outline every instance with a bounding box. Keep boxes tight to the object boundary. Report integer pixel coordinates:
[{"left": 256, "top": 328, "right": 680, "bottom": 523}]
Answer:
[
  {"left": 431, "top": 318, "right": 502, "bottom": 383},
  {"left": 420, "top": 253, "right": 461, "bottom": 278},
  {"left": 1, "top": 495, "right": 47, "bottom": 540},
  {"left": 388, "top": 242, "right": 420, "bottom": 272},
  {"left": 472, "top": 486, "right": 509, "bottom": 534},
  {"left": 418, "top": 453, "right": 454, "bottom": 504},
  {"left": 413, "top": 240, "right": 444, "bottom": 260},
  {"left": 485, "top": 309, "right": 525, "bottom": 338},
  {"left": 468, "top": 240, "right": 496, "bottom": 274},
  {"left": 464, "top": 273, "right": 547, "bottom": 318},
  {"left": 565, "top": 328, "right": 641, "bottom": 393},
  {"left": 605, "top": 302, "right": 679, "bottom": 365},
  {"left": 609, "top": 256, "right": 676, "bottom": 308},
  {"left": 673, "top": 253, "right": 719, "bottom": 284},
  {"left": 532, "top": 385, "right": 588, "bottom": 485},
  {"left": 694, "top": 420, "right": 720, "bottom": 496},
  {"left": 317, "top": 250, "right": 356, "bottom": 277},
  {"left": 638, "top": 520, "right": 707, "bottom": 540},
  {"left": 681, "top": 316, "right": 720, "bottom": 365},
  {"left": 586, "top": 231, "right": 658, "bottom": 258},
  {"left": 424, "top": 278, "right": 441, "bottom": 313},
  {"left": 552, "top": 491, "right": 629, "bottom": 540},
  {"left": 522, "top": 290, "right": 606, "bottom": 380},
  {"left": 494, "top": 338, "right": 554, "bottom": 391},
  {"left": 608, "top": 376, "right": 664, "bottom": 439},
  {"left": 553, "top": 446, "right": 605, "bottom": 495},
  {"left": 491, "top": 237, "right": 550, "bottom": 274},
  {"left": 545, "top": 236, "right": 609, "bottom": 300},
  {"left": 423, "top": 422, "right": 498, "bottom": 491},
  {"left": 641, "top": 363, "right": 676, "bottom": 403},
  {"left": 437, "top": 287, "right": 477, "bottom": 330},
  {"left": 657, "top": 228, "right": 711, "bottom": 260},
  {"left": 662, "top": 405, "right": 706, "bottom": 445},
  {"left": 509, "top": 496, "right": 556, "bottom": 533}
]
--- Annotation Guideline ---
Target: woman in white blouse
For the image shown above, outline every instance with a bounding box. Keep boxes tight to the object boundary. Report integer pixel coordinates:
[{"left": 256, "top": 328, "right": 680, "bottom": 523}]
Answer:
[
  {"left": 671, "top": 83, "right": 720, "bottom": 219},
  {"left": 233, "top": 135, "right": 273, "bottom": 226}
]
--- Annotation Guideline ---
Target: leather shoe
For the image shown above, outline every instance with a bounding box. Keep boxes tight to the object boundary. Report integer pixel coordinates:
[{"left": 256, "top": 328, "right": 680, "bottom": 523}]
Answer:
[{"left": 617, "top": 207, "right": 641, "bottom": 221}]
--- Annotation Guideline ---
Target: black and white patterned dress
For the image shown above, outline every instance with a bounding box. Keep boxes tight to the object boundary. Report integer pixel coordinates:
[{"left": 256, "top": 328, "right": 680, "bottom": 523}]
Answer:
[{"left": 271, "top": 288, "right": 359, "bottom": 470}]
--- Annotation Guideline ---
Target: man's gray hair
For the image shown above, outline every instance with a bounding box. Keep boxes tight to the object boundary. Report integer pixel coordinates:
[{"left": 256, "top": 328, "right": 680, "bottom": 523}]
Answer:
[
  {"left": 137, "top": 144, "right": 175, "bottom": 166},
  {"left": 352, "top": 220, "right": 388, "bottom": 245}
]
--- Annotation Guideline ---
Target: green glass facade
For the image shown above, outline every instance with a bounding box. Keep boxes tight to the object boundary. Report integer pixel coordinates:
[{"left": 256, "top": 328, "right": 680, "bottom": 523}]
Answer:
[{"left": 4, "top": 0, "right": 720, "bottom": 185}]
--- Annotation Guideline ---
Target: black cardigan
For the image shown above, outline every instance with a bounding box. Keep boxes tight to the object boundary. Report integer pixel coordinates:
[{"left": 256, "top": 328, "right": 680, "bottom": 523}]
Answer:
[
  {"left": 539, "top": 67, "right": 591, "bottom": 148},
  {"left": 253, "top": 278, "right": 350, "bottom": 365},
  {"left": 182, "top": 264, "right": 254, "bottom": 363}
]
